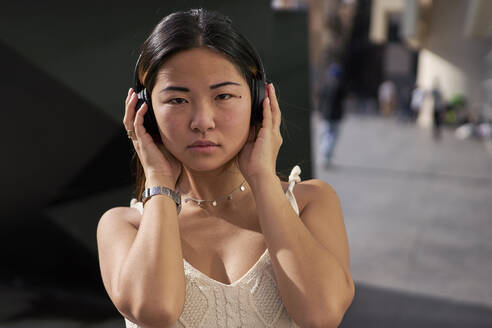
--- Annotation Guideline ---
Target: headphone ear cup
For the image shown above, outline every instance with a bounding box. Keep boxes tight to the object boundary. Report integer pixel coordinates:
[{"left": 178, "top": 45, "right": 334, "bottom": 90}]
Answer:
[
  {"left": 251, "top": 78, "right": 265, "bottom": 125},
  {"left": 257, "top": 80, "right": 266, "bottom": 120},
  {"left": 138, "top": 88, "right": 160, "bottom": 138}
]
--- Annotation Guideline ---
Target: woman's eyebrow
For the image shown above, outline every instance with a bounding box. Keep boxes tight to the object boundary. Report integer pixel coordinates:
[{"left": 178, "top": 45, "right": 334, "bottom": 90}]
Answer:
[
  {"left": 210, "top": 81, "right": 241, "bottom": 89},
  {"left": 159, "top": 81, "right": 240, "bottom": 93}
]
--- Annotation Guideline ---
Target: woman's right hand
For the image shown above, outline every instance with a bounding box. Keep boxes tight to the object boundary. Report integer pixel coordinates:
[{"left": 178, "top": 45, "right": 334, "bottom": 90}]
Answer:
[{"left": 123, "top": 88, "right": 182, "bottom": 188}]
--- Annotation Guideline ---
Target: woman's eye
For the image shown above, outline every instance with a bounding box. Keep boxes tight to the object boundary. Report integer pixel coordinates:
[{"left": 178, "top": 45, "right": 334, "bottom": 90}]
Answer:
[
  {"left": 216, "top": 94, "right": 233, "bottom": 100},
  {"left": 168, "top": 98, "right": 187, "bottom": 105}
]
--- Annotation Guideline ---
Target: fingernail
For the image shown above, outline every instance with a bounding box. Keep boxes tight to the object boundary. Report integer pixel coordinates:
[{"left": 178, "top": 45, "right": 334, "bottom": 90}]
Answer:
[
  {"left": 128, "top": 87, "right": 132, "bottom": 95},
  {"left": 270, "top": 83, "right": 275, "bottom": 93}
]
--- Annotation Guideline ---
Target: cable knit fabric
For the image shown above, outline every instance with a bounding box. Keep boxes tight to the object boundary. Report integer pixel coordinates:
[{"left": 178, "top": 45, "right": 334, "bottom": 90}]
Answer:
[{"left": 125, "top": 166, "right": 302, "bottom": 328}]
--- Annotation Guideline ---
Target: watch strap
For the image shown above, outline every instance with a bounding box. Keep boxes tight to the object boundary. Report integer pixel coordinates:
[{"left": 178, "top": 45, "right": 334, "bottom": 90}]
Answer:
[{"left": 142, "top": 186, "right": 181, "bottom": 214}]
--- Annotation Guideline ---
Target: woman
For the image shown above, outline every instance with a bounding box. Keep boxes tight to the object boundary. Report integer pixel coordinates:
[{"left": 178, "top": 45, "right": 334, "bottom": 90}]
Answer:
[{"left": 97, "top": 8, "right": 354, "bottom": 328}]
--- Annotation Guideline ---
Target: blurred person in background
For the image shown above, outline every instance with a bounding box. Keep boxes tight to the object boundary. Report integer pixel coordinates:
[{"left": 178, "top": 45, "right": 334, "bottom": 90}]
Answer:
[
  {"left": 431, "top": 79, "right": 444, "bottom": 140},
  {"left": 398, "top": 84, "right": 412, "bottom": 122},
  {"left": 318, "top": 62, "right": 346, "bottom": 168},
  {"left": 378, "top": 80, "right": 396, "bottom": 117},
  {"left": 410, "top": 83, "right": 425, "bottom": 122}
]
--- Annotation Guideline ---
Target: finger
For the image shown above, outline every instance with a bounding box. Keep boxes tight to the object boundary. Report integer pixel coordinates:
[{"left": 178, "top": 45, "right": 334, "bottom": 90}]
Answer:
[
  {"left": 269, "top": 83, "right": 282, "bottom": 131},
  {"left": 134, "top": 102, "right": 148, "bottom": 140},
  {"left": 125, "top": 88, "right": 135, "bottom": 107},
  {"left": 126, "top": 87, "right": 132, "bottom": 103},
  {"left": 123, "top": 91, "right": 135, "bottom": 123},
  {"left": 123, "top": 92, "right": 138, "bottom": 129},
  {"left": 262, "top": 94, "right": 272, "bottom": 130},
  {"left": 127, "top": 130, "right": 138, "bottom": 142}
]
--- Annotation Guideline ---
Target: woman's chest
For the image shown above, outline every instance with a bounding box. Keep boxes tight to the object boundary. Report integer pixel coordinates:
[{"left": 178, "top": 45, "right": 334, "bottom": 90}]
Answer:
[{"left": 179, "top": 216, "right": 267, "bottom": 286}]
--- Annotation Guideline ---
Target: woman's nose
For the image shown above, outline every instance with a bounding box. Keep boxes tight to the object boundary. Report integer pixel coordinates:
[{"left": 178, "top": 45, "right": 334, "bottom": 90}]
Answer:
[{"left": 189, "top": 102, "right": 216, "bottom": 133}]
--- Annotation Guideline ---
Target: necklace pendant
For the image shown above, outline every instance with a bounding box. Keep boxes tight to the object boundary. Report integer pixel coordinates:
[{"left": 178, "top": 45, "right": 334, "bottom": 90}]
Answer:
[
  {"left": 240, "top": 185, "right": 246, "bottom": 192},
  {"left": 197, "top": 200, "right": 202, "bottom": 206},
  {"left": 212, "top": 200, "right": 217, "bottom": 206}
]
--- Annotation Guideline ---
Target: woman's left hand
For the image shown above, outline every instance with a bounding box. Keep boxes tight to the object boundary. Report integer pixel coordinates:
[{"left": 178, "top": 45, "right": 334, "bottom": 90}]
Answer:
[{"left": 238, "top": 83, "right": 282, "bottom": 186}]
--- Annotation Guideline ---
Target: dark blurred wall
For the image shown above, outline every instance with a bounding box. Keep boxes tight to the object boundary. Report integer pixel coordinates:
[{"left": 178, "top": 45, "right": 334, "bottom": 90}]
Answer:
[{"left": 0, "top": 0, "right": 310, "bottom": 295}]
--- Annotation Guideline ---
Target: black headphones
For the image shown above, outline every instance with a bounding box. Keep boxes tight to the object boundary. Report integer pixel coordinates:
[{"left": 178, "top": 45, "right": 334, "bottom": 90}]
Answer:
[{"left": 133, "top": 52, "right": 266, "bottom": 138}]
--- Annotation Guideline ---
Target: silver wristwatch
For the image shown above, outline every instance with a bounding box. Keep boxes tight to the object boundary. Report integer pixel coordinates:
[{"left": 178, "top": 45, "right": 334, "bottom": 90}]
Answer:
[{"left": 142, "top": 186, "right": 182, "bottom": 214}]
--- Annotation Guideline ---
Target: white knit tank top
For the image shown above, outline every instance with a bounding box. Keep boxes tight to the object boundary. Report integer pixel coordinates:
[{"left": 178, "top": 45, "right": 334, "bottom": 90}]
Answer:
[{"left": 125, "top": 166, "right": 302, "bottom": 328}]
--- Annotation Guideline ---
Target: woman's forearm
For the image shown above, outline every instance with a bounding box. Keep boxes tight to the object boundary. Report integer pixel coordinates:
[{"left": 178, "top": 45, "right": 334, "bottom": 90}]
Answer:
[
  {"left": 249, "top": 174, "right": 354, "bottom": 327},
  {"left": 117, "top": 190, "right": 185, "bottom": 325}
]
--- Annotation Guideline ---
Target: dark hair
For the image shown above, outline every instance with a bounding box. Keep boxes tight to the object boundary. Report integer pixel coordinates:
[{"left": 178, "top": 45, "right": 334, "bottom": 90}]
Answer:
[{"left": 132, "top": 8, "right": 267, "bottom": 201}]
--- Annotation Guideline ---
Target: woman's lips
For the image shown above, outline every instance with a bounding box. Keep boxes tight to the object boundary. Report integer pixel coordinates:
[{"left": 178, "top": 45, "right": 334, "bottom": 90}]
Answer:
[{"left": 188, "top": 145, "right": 219, "bottom": 153}]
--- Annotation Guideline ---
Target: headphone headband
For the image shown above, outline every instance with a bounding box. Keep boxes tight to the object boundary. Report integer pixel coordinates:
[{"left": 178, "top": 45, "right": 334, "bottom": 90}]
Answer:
[{"left": 133, "top": 54, "right": 145, "bottom": 92}]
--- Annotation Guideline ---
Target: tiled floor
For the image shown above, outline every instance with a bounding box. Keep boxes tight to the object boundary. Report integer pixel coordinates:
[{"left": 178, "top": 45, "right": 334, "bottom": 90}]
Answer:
[{"left": 311, "top": 110, "right": 492, "bottom": 326}]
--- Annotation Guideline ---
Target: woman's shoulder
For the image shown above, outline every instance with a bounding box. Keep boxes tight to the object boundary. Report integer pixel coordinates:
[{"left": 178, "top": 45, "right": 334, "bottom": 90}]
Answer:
[
  {"left": 98, "top": 205, "right": 142, "bottom": 231},
  {"left": 281, "top": 178, "right": 339, "bottom": 215}
]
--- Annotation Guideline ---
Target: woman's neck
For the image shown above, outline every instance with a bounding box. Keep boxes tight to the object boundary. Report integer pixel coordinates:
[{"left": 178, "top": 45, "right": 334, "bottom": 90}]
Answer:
[{"left": 176, "top": 161, "right": 247, "bottom": 201}]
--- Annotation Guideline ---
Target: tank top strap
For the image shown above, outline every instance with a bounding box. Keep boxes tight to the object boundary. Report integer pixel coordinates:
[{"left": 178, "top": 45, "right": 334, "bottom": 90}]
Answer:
[
  {"left": 285, "top": 165, "right": 301, "bottom": 215},
  {"left": 130, "top": 198, "right": 143, "bottom": 215}
]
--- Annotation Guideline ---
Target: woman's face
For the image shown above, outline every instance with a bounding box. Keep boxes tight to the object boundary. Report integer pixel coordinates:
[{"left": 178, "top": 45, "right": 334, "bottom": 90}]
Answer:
[{"left": 151, "top": 47, "right": 252, "bottom": 171}]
